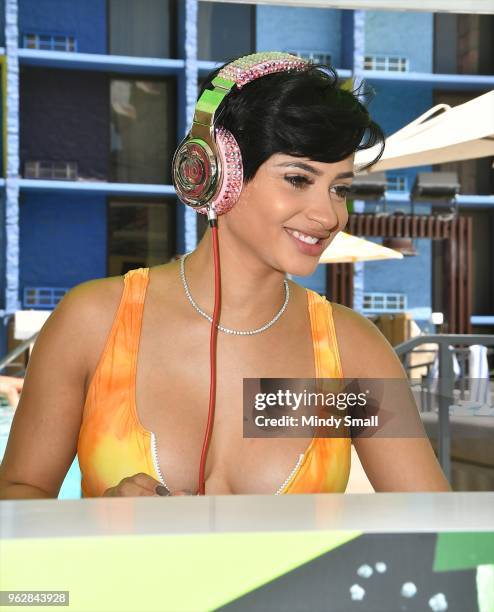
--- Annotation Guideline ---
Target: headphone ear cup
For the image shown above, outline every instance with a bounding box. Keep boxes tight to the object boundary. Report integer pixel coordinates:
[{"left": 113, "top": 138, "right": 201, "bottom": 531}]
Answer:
[
  {"left": 196, "top": 126, "right": 244, "bottom": 216},
  {"left": 173, "top": 136, "right": 217, "bottom": 208}
]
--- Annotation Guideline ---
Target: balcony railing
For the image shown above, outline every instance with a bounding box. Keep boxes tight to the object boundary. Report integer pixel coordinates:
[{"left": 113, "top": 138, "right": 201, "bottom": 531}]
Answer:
[
  {"left": 395, "top": 334, "right": 494, "bottom": 481},
  {"left": 22, "top": 33, "right": 77, "bottom": 52},
  {"left": 23, "top": 287, "right": 69, "bottom": 309},
  {"left": 364, "top": 55, "right": 409, "bottom": 72},
  {"left": 25, "top": 161, "right": 78, "bottom": 181},
  {"left": 363, "top": 292, "right": 407, "bottom": 313}
]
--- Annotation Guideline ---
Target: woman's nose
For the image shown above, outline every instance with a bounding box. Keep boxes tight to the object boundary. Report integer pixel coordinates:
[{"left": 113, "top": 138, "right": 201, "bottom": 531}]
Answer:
[{"left": 306, "top": 193, "right": 343, "bottom": 233}]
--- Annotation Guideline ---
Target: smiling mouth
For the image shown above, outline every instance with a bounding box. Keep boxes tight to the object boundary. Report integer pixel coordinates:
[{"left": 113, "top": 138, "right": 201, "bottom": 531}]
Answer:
[{"left": 284, "top": 227, "right": 329, "bottom": 245}]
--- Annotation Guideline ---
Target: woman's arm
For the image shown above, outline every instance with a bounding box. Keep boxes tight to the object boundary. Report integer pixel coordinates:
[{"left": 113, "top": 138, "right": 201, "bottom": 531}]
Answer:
[
  {"left": 0, "top": 278, "right": 121, "bottom": 499},
  {"left": 332, "top": 303, "right": 451, "bottom": 492}
]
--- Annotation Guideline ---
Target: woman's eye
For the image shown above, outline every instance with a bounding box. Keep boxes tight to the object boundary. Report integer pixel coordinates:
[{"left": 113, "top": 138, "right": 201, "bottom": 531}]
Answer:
[
  {"left": 331, "top": 185, "right": 352, "bottom": 200},
  {"left": 285, "top": 177, "right": 352, "bottom": 199},
  {"left": 285, "top": 175, "right": 311, "bottom": 190}
]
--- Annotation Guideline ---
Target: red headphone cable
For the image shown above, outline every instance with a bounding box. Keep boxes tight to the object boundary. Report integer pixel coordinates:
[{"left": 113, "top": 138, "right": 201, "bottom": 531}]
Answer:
[{"left": 198, "top": 209, "right": 221, "bottom": 495}]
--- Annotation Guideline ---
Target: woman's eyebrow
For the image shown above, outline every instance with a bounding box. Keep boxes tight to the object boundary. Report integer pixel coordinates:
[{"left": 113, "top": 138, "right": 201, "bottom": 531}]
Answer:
[
  {"left": 275, "top": 161, "right": 354, "bottom": 180},
  {"left": 276, "top": 161, "right": 322, "bottom": 175}
]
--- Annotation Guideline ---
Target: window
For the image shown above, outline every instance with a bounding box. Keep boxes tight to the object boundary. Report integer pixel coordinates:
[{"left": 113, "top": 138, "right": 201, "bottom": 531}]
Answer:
[
  {"left": 364, "top": 55, "right": 409, "bottom": 72},
  {"left": 287, "top": 51, "right": 332, "bottom": 65},
  {"left": 386, "top": 175, "right": 408, "bottom": 192},
  {"left": 363, "top": 293, "right": 407, "bottom": 313},
  {"left": 108, "top": 200, "right": 176, "bottom": 276},
  {"left": 24, "top": 161, "right": 78, "bottom": 180},
  {"left": 109, "top": 0, "right": 176, "bottom": 58},
  {"left": 110, "top": 78, "right": 176, "bottom": 184},
  {"left": 22, "top": 33, "right": 77, "bottom": 52},
  {"left": 198, "top": 1, "right": 255, "bottom": 62},
  {"left": 23, "top": 287, "right": 69, "bottom": 309}
]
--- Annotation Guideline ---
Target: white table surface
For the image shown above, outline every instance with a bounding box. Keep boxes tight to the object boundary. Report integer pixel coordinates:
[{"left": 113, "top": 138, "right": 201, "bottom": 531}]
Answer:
[{"left": 1, "top": 492, "right": 493, "bottom": 540}]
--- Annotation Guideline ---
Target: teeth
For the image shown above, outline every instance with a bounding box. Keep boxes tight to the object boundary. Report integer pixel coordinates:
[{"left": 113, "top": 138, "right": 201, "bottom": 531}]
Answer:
[{"left": 287, "top": 229, "right": 320, "bottom": 245}]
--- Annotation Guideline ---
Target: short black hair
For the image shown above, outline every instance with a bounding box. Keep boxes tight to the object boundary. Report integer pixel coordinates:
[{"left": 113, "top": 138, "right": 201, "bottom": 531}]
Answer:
[{"left": 197, "top": 57, "right": 386, "bottom": 183}]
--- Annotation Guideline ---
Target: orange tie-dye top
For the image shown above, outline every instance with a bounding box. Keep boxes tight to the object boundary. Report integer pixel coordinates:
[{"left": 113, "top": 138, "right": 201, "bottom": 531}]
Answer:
[{"left": 77, "top": 268, "right": 351, "bottom": 497}]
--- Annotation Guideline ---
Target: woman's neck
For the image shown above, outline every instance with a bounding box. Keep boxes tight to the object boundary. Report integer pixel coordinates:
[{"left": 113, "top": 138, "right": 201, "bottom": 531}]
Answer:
[{"left": 182, "top": 227, "right": 289, "bottom": 329}]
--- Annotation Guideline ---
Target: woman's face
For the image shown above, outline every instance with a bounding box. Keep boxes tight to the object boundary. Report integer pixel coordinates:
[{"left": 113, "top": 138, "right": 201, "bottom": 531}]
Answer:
[{"left": 221, "top": 152, "right": 354, "bottom": 277}]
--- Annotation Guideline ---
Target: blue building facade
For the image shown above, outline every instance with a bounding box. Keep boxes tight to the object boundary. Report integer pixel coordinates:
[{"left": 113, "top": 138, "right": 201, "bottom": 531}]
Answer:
[
  {"left": 1, "top": 0, "right": 493, "bottom": 357},
  {"left": 19, "top": 0, "right": 107, "bottom": 53}
]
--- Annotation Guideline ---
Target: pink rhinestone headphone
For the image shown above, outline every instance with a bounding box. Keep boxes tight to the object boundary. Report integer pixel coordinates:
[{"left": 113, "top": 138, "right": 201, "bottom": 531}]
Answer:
[{"left": 172, "top": 52, "right": 308, "bottom": 216}]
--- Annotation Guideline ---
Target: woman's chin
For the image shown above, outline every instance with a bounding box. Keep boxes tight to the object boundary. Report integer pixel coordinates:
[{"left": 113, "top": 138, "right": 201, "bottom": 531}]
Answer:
[
  {"left": 280, "top": 231, "right": 325, "bottom": 276},
  {"left": 284, "top": 261, "right": 320, "bottom": 278}
]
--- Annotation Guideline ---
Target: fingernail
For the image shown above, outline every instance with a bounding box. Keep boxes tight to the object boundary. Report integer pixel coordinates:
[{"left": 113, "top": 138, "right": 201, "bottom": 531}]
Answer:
[{"left": 155, "top": 485, "right": 170, "bottom": 496}]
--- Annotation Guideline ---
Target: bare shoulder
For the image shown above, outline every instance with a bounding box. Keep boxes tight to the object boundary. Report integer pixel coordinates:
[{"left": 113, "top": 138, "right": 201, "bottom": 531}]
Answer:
[
  {"left": 60, "top": 273, "right": 125, "bottom": 333},
  {"left": 62, "top": 273, "right": 124, "bottom": 316},
  {"left": 330, "top": 302, "right": 406, "bottom": 378},
  {"left": 53, "top": 274, "right": 126, "bottom": 390}
]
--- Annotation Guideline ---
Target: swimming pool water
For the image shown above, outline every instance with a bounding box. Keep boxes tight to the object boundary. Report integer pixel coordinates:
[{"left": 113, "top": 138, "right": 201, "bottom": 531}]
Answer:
[{"left": 0, "top": 404, "right": 82, "bottom": 499}]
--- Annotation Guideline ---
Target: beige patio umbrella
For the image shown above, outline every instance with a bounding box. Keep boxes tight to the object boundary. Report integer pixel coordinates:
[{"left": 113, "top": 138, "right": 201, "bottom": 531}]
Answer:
[
  {"left": 354, "top": 90, "right": 494, "bottom": 173},
  {"left": 319, "top": 231, "right": 404, "bottom": 263}
]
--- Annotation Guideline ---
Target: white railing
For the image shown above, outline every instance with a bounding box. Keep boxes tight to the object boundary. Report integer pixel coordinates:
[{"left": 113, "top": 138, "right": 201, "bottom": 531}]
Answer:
[
  {"left": 24, "top": 161, "right": 78, "bottom": 181},
  {"left": 363, "top": 292, "right": 407, "bottom": 313},
  {"left": 364, "top": 55, "right": 409, "bottom": 72},
  {"left": 22, "top": 33, "right": 77, "bottom": 52}
]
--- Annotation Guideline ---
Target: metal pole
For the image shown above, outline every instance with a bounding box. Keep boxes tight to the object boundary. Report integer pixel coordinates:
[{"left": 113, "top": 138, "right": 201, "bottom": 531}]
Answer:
[
  {"left": 438, "top": 341, "right": 454, "bottom": 482},
  {"left": 4, "top": 0, "right": 21, "bottom": 319},
  {"left": 184, "top": 0, "right": 198, "bottom": 252}
]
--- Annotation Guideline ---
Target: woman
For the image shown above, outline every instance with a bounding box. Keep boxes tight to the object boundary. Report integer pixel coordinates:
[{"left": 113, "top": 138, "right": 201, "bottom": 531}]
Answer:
[{"left": 0, "top": 56, "right": 451, "bottom": 499}]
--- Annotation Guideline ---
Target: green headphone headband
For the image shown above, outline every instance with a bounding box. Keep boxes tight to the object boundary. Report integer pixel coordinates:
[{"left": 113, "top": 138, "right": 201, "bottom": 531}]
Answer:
[{"left": 194, "top": 52, "right": 309, "bottom": 129}]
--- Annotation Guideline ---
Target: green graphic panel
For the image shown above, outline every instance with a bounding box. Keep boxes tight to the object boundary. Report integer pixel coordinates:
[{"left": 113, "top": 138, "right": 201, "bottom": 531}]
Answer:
[
  {"left": 434, "top": 532, "right": 494, "bottom": 571},
  {"left": 0, "top": 530, "right": 361, "bottom": 612}
]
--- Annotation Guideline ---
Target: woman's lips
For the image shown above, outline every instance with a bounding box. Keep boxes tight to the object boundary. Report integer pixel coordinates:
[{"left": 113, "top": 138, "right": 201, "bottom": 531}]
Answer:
[{"left": 284, "top": 228, "right": 327, "bottom": 256}]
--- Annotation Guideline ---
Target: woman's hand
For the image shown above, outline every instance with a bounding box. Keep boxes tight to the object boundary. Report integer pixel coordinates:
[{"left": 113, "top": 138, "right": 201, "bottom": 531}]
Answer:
[
  {"left": 103, "top": 473, "right": 167, "bottom": 497},
  {"left": 102, "top": 473, "right": 195, "bottom": 497}
]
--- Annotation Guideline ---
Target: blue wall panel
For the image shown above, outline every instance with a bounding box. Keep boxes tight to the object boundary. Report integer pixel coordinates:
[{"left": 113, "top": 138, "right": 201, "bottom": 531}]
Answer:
[
  {"left": 20, "top": 192, "right": 107, "bottom": 291},
  {"left": 19, "top": 0, "right": 107, "bottom": 54},
  {"left": 365, "top": 10, "right": 433, "bottom": 72},
  {"left": 256, "top": 6, "right": 342, "bottom": 67},
  {"left": 366, "top": 82, "right": 434, "bottom": 140}
]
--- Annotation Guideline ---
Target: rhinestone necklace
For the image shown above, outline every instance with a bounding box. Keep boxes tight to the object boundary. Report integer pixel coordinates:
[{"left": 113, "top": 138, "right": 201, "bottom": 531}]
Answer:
[{"left": 179, "top": 252, "right": 290, "bottom": 336}]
